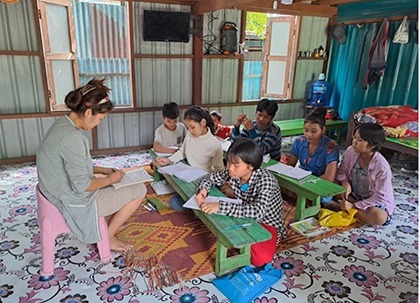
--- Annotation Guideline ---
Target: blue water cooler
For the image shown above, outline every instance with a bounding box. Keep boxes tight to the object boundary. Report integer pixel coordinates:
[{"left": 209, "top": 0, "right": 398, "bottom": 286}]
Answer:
[{"left": 307, "top": 73, "right": 331, "bottom": 108}]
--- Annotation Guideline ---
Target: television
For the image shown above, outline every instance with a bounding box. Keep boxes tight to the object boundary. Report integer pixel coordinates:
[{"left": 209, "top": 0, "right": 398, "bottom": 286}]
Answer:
[{"left": 143, "top": 10, "right": 191, "bottom": 43}]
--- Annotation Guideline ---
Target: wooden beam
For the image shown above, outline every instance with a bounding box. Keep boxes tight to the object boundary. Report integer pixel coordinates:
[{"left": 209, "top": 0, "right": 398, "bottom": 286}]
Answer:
[
  {"left": 192, "top": 0, "right": 256, "bottom": 15},
  {"left": 238, "top": 2, "right": 337, "bottom": 17},
  {"left": 315, "top": 0, "right": 364, "bottom": 5}
]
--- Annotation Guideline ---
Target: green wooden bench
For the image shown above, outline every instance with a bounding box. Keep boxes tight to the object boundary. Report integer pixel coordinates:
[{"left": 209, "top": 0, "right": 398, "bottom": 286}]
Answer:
[
  {"left": 163, "top": 174, "right": 272, "bottom": 276},
  {"left": 273, "top": 118, "right": 348, "bottom": 143},
  {"left": 263, "top": 159, "right": 346, "bottom": 220}
]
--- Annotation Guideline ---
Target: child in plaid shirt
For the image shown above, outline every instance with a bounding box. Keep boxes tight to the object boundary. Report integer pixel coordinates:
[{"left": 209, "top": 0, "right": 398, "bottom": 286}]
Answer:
[{"left": 196, "top": 138, "right": 285, "bottom": 266}]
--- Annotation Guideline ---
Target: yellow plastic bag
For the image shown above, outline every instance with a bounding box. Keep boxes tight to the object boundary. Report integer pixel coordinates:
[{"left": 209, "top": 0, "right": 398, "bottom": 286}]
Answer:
[{"left": 318, "top": 208, "right": 358, "bottom": 227}]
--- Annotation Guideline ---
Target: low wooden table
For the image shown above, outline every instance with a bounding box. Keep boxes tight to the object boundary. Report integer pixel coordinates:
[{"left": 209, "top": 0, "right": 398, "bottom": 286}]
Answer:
[
  {"left": 263, "top": 159, "right": 346, "bottom": 220},
  {"left": 151, "top": 161, "right": 272, "bottom": 276},
  {"left": 274, "top": 119, "right": 348, "bottom": 143}
]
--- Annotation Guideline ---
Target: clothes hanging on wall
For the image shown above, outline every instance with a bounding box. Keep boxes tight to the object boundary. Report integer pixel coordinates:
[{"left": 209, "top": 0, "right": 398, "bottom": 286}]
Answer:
[{"left": 362, "top": 18, "right": 389, "bottom": 89}]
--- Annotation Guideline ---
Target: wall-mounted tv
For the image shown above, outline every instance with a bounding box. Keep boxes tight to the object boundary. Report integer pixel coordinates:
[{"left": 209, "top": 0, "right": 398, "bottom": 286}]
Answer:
[{"left": 143, "top": 10, "right": 191, "bottom": 43}]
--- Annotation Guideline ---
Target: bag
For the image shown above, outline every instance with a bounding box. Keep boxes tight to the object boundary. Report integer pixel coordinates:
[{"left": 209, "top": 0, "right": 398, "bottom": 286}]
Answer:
[
  {"left": 393, "top": 16, "right": 409, "bottom": 44},
  {"left": 212, "top": 264, "right": 284, "bottom": 303},
  {"left": 318, "top": 208, "right": 358, "bottom": 227}
]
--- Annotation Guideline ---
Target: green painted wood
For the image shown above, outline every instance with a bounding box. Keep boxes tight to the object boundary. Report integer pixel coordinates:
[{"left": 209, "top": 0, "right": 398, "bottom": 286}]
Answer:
[
  {"left": 263, "top": 159, "right": 346, "bottom": 220},
  {"left": 161, "top": 169, "right": 272, "bottom": 276},
  {"left": 273, "top": 119, "right": 348, "bottom": 139}
]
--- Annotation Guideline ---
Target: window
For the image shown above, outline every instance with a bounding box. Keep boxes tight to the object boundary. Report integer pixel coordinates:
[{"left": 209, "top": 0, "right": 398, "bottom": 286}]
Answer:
[
  {"left": 242, "top": 13, "right": 299, "bottom": 101},
  {"left": 39, "top": 0, "right": 131, "bottom": 111}
]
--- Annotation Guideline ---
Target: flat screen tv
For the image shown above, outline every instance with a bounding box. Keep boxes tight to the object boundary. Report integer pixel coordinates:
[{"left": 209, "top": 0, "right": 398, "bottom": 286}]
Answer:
[{"left": 143, "top": 10, "right": 191, "bottom": 43}]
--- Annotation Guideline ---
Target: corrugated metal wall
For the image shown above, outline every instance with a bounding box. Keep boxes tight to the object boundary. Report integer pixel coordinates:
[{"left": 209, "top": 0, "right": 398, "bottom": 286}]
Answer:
[
  {"left": 0, "top": 1, "right": 45, "bottom": 114},
  {"left": 292, "top": 16, "right": 329, "bottom": 99},
  {"left": 328, "top": 19, "right": 418, "bottom": 120}
]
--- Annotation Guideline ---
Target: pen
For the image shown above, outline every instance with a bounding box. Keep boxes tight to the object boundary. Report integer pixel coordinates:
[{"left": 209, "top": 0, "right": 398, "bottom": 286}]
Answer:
[
  {"left": 223, "top": 223, "right": 252, "bottom": 230},
  {"left": 147, "top": 202, "right": 157, "bottom": 211},
  {"left": 142, "top": 204, "right": 153, "bottom": 212}
]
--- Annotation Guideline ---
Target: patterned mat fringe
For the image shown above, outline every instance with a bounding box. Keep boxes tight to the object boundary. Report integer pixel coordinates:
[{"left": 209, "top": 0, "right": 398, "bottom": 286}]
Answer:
[{"left": 122, "top": 249, "right": 183, "bottom": 291}]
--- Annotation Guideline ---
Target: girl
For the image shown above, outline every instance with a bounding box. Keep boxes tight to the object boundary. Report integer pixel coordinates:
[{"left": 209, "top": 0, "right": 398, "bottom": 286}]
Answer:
[
  {"left": 328, "top": 123, "right": 394, "bottom": 226},
  {"left": 156, "top": 106, "right": 224, "bottom": 210},
  {"left": 195, "top": 138, "right": 285, "bottom": 266},
  {"left": 37, "top": 79, "right": 146, "bottom": 252},
  {"left": 288, "top": 107, "right": 339, "bottom": 182}
]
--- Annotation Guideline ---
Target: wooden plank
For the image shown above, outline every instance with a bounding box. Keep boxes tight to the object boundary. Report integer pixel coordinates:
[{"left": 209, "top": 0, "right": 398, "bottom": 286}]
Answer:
[{"left": 263, "top": 159, "right": 346, "bottom": 220}]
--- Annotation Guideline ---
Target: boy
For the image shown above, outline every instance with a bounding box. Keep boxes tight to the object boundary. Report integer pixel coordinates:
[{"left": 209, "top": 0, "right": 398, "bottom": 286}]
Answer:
[
  {"left": 210, "top": 110, "right": 232, "bottom": 140},
  {"left": 153, "top": 102, "right": 187, "bottom": 154},
  {"left": 231, "top": 98, "right": 282, "bottom": 161}
]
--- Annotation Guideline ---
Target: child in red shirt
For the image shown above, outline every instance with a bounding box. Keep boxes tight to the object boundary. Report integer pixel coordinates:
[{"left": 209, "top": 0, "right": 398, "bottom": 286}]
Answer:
[{"left": 210, "top": 110, "right": 232, "bottom": 140}]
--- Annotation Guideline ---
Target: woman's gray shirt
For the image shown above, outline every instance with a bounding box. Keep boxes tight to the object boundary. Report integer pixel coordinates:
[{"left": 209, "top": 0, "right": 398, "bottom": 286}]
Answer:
[{"left": 37, "top": 116, "right": 101, "bottom": 243}]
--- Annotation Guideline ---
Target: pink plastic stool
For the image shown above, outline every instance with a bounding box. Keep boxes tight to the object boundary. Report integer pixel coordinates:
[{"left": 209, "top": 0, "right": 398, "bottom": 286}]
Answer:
[{"left": 36, "top": 185, "right": 111, "bottom": 276}]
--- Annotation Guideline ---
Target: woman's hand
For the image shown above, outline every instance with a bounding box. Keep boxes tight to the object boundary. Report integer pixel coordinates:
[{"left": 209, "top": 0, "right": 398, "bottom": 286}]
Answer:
[
  {"left": 340, "top": 181, "right": 352, "bottom": 200},
  {"left": 339, "top": 199, "right": 354, "bottom": 211},
  {"left": 108, "top": 170, "right": 125, "bottom": 184},
  {"left": 156, "top": 157, "right": 171, "bottom": 167},
  {"left": 200, "top": 202, "right": 220, "bottom": 214},
  {"left": 195, "top": 189, "right": 208, "bottom": 207}
]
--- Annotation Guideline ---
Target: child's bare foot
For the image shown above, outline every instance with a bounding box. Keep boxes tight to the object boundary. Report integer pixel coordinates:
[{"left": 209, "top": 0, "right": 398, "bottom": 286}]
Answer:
[{"left": 109, "top": 236, "right": 133, "bottom": 252}]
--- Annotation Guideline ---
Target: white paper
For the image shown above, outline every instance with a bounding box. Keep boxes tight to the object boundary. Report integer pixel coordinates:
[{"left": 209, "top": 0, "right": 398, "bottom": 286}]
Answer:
[
  {"left": 157, "top": 162, "right": 191, "bottom": 175},
  {"left": 263, "top": 153, "right": 271, "bottom": 163},
  {"left": 267, "top": 162, "right": 312, "bottom": 180},
  {"left": 112, "top": 168, "right": 154, "bottom": 189},
  {"left": 158, "top": 162, "right": 208, "bottom": 182},
  {"left": 174, "top": 168, "right": 208, "bottom": 182},
  {"left": 151, "top": 148, "right": 174, "bottom": 157},
  {"left": 221, "top": 139, "right": 232, "bottom": 152},
  {"left": 183, "top": 195, "right": 242, "bottom": 210},
  {"left": 150, "top": 180, "right": 175, "bottom": 195}
]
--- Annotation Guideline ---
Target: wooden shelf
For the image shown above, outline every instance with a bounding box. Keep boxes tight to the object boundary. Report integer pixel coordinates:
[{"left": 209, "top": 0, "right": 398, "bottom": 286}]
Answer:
[
  {"left": 203, "top": 54, "right": 243, "bottom": 59},
  {"left": 297, "top": 57, "right": 328, "bottom": 60}
]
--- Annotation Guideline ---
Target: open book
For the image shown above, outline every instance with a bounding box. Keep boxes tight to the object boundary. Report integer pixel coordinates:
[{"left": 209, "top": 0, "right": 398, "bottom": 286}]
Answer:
[
  {"left": 150, "top": 180, "right": 176, "bottom": 195},
  {"left": 112, "top": 168, "right": 154, "bottom": 189},
  {"left": 266, "top": 162, "right": 312, "bottom": 181},
  {"left": 183, "top": 195, "right": 242, "bottom": 210},
  {"left": 158, "top": 162, "right": 208, "bottom": 182},
  {"left": 290, "top": 217, "right": 330, "bottom": 238}
]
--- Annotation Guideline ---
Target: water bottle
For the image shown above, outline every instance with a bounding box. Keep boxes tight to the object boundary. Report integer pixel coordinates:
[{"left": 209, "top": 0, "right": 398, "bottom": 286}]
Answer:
[{"left": 307, "top": 73, "right": 331, "bottom": 107}]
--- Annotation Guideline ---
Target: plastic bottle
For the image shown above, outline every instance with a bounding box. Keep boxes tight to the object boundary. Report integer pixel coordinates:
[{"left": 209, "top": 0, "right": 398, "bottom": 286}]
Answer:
[{"left": 307, "top": 73, "right": 331, "bottom": 107}]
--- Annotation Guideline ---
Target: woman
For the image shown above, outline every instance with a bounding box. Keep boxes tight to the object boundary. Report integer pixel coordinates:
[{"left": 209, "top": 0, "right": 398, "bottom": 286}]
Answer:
[{"left": 37, "top": 79, "right": 146, "bottom": 252}]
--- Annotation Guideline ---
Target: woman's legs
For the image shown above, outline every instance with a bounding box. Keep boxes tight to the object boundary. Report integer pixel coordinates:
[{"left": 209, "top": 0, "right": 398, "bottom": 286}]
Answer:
[
  {"left": 251, "top": 223, "right": 278, "bottom": 267},
  {"left": 107, "top": 197, "right": 143, "bottom": 251}
]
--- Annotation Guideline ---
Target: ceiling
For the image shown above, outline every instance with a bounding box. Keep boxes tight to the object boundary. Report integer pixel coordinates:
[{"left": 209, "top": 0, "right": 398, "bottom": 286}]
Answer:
[{"left": 140, "top": 0, "right": 366, "bottom": 17}]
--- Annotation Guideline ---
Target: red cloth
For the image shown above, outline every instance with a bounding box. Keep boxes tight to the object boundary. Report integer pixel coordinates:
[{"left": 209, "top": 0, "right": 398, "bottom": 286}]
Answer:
[
  {"left": 251, "top": 223, "right": 278, "bottom": 267},
  {"left": 215, "top": 125, "right": 231, "bottom": 139}
]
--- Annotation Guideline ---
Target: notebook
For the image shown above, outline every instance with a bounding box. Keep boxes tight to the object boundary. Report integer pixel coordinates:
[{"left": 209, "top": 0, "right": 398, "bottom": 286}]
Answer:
[
  {"left": 183, "top": 195, "right": 242, "bottom": 210},
  {"left": 266, "top": 162, "right": 312, "bottom": 181},
  {"left": 112, "top": 168, "right": 154, "bottom": 189}
]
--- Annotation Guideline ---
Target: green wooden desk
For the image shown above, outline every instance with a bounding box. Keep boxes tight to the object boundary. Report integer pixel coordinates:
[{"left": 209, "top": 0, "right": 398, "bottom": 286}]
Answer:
[
  {"left": 163, "top": 174, "right": 272, "bottom": 276},
  {"left": 273, "top": 119, "right": 348, "bottom": 143},
  {"left": 263, "top": 159, "right": 346, "bottom": 220}
]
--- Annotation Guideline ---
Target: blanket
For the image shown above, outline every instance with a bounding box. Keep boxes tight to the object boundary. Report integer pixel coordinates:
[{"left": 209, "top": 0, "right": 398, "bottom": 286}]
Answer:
[{"left": 354, "top": 105, "right": 418, "bottom": 137}]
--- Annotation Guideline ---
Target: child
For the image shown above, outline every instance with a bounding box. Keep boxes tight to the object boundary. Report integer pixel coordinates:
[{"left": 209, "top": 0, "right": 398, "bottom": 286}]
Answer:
[
  {"left": 153, "top": 102, "right": 187, "bottom": 154},
  {"left": 231, "top": 98, "right": 282, "bottom": 161},
  {"left": 288, "top": 107, "right": 339, "bottom": 182},
  {"left": 210, "top": 110, "right": 231, "bottom": 140},
  {"left": 328, "top": 123, "right": 394, "bottom": 226},
  {"left": 156, "top": 106, "right": 224, "bottom": 210},
  {"left": 195, "top": 138, "right": 285, "bottom": 267}
]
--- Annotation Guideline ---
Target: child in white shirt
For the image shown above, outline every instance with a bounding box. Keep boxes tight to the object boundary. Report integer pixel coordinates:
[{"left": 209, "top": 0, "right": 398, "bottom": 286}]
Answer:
[
  {"left": 153, "top": 102, "right": 186, "bottom": 154},
  {"left": 157, "top": 106, "right": 224, "bottom": 210}
]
